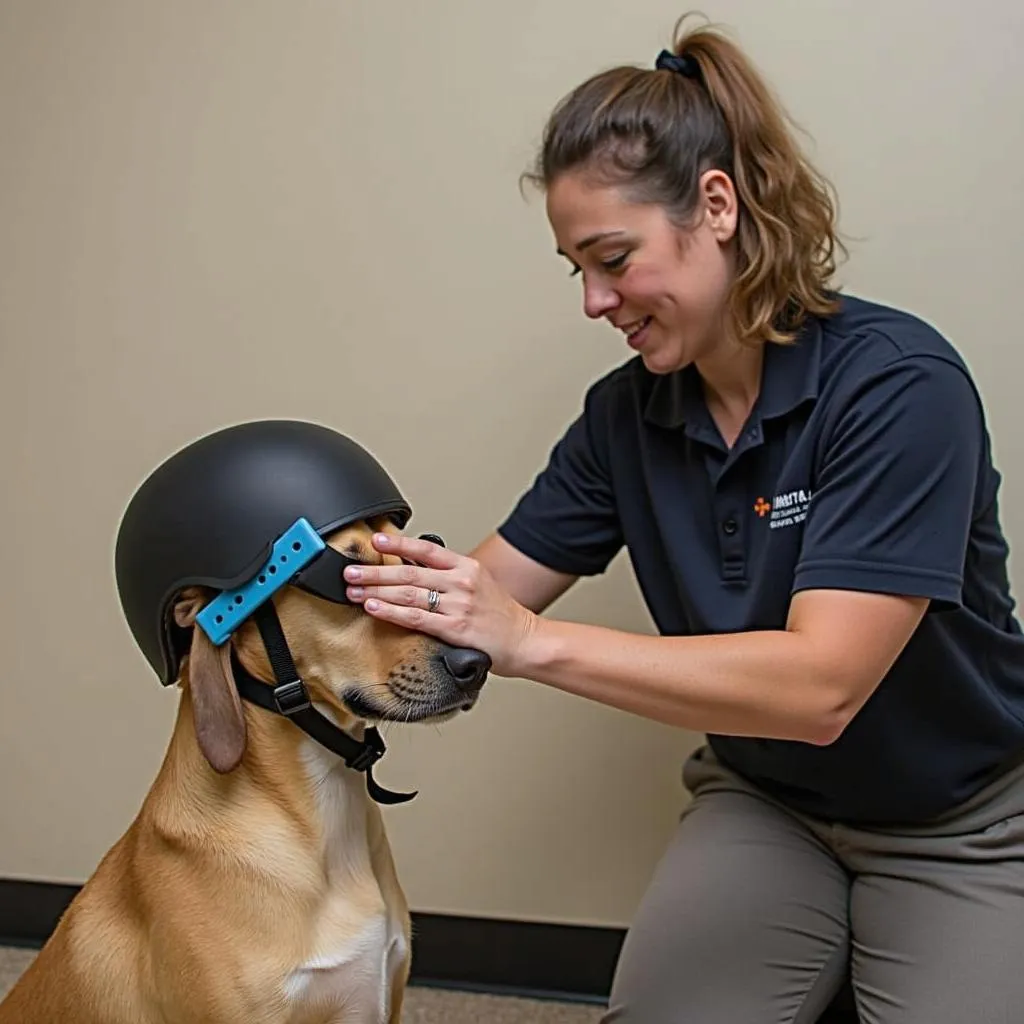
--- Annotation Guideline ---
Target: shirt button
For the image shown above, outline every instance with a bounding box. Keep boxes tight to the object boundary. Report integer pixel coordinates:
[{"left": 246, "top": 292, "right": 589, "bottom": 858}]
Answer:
[{"left": 722, "top": 518, "right": 738, "bottom": 535}]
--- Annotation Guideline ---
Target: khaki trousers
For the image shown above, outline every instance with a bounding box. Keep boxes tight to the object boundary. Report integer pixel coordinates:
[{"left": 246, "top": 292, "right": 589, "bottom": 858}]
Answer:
[{"left": 602, "top": 745, "right": 1024, "bottom": 1024}]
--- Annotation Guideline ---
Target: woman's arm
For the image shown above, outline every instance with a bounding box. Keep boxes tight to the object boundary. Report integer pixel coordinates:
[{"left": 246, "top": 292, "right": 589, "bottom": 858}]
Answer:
[
  {"left": 469, "top": 533, "right": 578, "bottom": 614},
  {"left": 344, "top": 533, "right": 927, "bottom": 745},
  {"left": 345, "top": 354, "right": 976, "bottom": 744},
  {"left": 516, "top": 587, "right": 928, "bottom": 745}
]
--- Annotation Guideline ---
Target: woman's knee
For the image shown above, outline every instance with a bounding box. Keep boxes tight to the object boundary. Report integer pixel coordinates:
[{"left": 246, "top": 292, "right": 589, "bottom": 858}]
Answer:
[
  {"left": 600, "top": 773, "right": 850, "bottom": 1023},
  {"left": 602, "top": 918, "right": 850, "bottom": 1024}
]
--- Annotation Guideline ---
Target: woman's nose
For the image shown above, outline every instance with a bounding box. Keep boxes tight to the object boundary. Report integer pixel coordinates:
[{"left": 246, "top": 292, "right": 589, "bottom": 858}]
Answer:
[{"left": 582, "top": 278, "right": 620, "bottom": 320}]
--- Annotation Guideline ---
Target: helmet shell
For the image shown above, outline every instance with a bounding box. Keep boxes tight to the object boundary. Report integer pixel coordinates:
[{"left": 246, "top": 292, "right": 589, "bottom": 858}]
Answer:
[{"left": 114, "top": 420, "right": 412, "bottom": 685}]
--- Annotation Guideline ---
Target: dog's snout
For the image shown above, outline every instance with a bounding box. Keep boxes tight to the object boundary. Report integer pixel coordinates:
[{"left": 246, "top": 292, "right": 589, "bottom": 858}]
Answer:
[{"left": 439, "top": 646, "right": 491, "bottom": 689}]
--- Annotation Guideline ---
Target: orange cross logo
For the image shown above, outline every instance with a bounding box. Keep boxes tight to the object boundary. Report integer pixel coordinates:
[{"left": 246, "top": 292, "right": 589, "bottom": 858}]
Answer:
[{"left": 754, "top": 497, "right": 771, "bottom": 517}]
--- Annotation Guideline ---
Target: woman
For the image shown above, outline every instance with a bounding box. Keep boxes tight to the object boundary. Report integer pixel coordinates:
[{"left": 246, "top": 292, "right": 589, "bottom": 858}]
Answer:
[{"left": 343, "top": 17, "right": 1024, "bottom": 1023}]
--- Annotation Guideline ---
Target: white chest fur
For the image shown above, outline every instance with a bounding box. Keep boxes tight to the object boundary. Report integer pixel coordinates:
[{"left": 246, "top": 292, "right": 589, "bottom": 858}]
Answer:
[
  {"left": 283, "top": 915, "right": 406, "bottom": 1022},
  {"left": 282, "top": 728, "right": 409, "bottom": 1022}
]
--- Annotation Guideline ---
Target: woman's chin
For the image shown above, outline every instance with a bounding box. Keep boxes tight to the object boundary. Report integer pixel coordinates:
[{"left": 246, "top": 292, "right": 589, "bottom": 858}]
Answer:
[{"left": 640, "top": 346, "right": 689, "bottom": 375}]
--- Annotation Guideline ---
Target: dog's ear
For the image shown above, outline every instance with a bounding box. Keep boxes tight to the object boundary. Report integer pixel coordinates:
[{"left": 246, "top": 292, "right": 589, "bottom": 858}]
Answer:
[{"left": 173, "top": 588, "right": 246, "bottom": 774}]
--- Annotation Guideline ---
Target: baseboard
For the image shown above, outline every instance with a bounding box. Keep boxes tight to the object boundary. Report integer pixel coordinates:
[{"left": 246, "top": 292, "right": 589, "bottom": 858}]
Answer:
[
  {"left": 0, "top": 879, "right": 81, "bottom": 952},
  {"left": 407, "top": 909, "right": 623, "bottom": 1004},
  {"left": 0, "top": 878, "right": 622, "bottom": 1005}
]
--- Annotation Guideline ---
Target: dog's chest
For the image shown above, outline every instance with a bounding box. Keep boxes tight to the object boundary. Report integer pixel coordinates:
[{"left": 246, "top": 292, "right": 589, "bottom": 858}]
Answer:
[
  {"left": 283, "top": 913, "right": 406, "bottom": 1022},
  {"left": 281, "top": 741, "right": 408, "bottom": 1022}
]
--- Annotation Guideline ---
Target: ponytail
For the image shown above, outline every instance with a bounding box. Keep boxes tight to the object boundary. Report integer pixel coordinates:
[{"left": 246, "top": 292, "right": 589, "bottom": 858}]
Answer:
[{"left": 525, "top": 13, "right": 845, "bottom": 345}]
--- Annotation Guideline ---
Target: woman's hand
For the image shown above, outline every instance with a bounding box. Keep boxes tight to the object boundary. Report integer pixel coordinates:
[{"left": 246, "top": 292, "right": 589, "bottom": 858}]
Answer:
[{"left": 342, "top": 533, "right": 539, "bottom": 677}]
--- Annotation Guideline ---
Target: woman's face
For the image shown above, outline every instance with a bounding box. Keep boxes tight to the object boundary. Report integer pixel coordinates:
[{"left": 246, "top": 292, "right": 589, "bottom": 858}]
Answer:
[{"left": 545, "top": 168, "right": 739, "bottom": 374}]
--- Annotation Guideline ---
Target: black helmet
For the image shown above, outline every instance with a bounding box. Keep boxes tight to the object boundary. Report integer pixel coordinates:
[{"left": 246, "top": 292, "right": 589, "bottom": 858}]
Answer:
[
  {"left": 113, "top": 418, "right": 487, "bottom": 804},
  {"left": 115, "top": 419, "right": 412, "bottom": 687}
]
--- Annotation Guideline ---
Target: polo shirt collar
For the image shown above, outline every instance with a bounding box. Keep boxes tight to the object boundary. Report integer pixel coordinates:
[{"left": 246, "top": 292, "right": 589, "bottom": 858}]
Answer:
[{"left": 643, "top": 314, "right": 823, "bottom": 429}]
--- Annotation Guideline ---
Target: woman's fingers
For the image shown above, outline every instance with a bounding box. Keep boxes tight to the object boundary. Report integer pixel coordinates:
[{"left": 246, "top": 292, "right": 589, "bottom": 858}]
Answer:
[
  {"left": 371, "top": 532, "right": 461, "bottom": 569},
  {"left": 343, "top": 560, "right": 448, "bottom": 593},
  {"left": 343, "top": 535, "right": 537, "bottom": 676},
  {"left": 347, "top": 578, "right": 451, "bottom": 611},
  {"left": 359, "top": 598, "right": 466, "bottom": 647},
  {"left": 343, "top": 534, "right": 474, "bottom": 607}
]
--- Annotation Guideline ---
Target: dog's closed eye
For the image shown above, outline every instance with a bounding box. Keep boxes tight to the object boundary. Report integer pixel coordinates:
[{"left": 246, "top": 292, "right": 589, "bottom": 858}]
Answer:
[{"left": 342, "top": 542, "right": 394, "bottom": 568}]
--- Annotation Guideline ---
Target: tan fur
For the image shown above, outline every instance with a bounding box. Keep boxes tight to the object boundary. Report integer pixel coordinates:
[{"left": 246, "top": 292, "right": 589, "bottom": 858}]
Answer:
[{"left": 0, "top": 517, "right": 480, "bottom": 1024}]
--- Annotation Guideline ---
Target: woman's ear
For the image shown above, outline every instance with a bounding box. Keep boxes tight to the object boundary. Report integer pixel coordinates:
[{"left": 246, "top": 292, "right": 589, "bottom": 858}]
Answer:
[
  {"left": 700, "top": 168, "right": 739, "bottom": 242},
  {"left": 173, "top": 588, "right": 246, "bottom": 773}
]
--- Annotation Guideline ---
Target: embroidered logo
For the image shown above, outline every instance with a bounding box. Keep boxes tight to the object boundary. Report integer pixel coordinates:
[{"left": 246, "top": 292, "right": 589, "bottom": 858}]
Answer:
[{"left": 760, "top": 488, "right": 813, "bottom": 530}]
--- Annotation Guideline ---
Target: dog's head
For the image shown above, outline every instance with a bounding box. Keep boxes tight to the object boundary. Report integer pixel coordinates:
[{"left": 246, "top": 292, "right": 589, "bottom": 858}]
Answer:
[{"left": 169, "top": 515, "right": 488, "bottom": 774}]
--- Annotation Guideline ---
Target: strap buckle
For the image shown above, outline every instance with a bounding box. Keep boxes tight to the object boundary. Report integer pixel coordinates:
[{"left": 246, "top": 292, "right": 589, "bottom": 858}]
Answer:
[
  {"left": 346, "top": 727, "right": 386, "bottom": 772},
  {"left": 273, "top": 679, "right": 311, "bottom": 716}
]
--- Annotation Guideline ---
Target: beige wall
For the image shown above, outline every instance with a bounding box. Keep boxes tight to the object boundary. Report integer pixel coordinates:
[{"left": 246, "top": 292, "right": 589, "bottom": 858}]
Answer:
[{"left": 1, "top": 0, "right": 1022, "bottom": 930}]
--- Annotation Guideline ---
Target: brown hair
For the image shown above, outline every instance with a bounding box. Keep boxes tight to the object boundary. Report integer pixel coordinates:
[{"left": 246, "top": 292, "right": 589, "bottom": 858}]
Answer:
[{"left": 524, "top": 14, "right": 845, "bottom": 345}]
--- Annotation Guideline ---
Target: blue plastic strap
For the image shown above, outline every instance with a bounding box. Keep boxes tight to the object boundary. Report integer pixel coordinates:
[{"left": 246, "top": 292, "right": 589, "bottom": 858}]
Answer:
[{"left": 196, "top": 517, "right": 326, "bottom": 646}]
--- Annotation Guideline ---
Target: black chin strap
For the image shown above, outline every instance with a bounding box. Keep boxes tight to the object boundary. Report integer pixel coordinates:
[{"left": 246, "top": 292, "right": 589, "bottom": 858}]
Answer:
[{"left": 230, "top": 603, "right": 417, "bottom": 806}]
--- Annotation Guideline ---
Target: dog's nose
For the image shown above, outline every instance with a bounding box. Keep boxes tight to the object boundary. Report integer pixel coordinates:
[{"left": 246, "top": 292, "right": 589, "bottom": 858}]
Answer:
[{"left": 439, "top": 645, "right": 491, "bottom": 689}]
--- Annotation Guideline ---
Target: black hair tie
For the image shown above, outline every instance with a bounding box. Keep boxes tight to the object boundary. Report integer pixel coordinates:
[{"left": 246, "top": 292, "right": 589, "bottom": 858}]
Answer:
[{"left": 655, "top": 48, "right": 702, "bottom": 81}]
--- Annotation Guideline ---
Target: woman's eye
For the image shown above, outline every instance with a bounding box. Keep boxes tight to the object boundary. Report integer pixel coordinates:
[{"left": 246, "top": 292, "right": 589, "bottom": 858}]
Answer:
[{"left": 567, "top": 252, "right": 629, "bottom": 278}]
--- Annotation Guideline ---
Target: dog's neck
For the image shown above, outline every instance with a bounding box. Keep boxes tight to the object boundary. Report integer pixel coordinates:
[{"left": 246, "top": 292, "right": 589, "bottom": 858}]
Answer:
[{"left": 142, "top": 684, "right": 379, "bottom": 888}]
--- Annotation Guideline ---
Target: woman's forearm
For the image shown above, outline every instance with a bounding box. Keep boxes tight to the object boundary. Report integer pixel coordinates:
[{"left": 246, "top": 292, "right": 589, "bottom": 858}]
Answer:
[
  {"left": 516, "top": 619, "right": 853, "bottom": 745},
  {"left": 344, "top": 535, "right": 926, "bottom": 740}
]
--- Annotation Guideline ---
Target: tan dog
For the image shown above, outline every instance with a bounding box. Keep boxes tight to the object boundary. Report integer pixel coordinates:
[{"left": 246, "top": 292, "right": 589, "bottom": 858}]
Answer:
[{"left": 0, "top": 516, "right": 487, "bottom": 1024}]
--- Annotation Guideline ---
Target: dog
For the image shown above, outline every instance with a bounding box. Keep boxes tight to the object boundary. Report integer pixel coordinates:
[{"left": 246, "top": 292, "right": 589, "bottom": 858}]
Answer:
[{"left": 0, "top": 515, "right": 488, "bottom": 1023}]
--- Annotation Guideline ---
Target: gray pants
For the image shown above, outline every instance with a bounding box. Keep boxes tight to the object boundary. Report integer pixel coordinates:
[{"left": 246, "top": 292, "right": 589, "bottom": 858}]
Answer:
[{"left": 602, "top": 745, "right": 1024, "bottom": 1024}]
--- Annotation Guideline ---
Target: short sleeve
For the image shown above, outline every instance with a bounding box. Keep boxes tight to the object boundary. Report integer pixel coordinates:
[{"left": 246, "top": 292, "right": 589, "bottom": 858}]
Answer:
[
  {"left": 496, "top": 380, "right": 624, "bottom": 576},
  {"left": 793, "top": 354, "right": 983, "bottom": 608}
]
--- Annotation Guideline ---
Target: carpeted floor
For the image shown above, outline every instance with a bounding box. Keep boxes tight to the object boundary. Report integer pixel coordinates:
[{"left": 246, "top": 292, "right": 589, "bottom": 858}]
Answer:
[{"left": 0, "top": 946, "right": 604, "bottom": 1022}]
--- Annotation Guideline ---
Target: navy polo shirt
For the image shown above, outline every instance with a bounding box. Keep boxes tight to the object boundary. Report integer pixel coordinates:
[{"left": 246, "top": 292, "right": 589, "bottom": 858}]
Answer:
[{"left": 497, "top": 293, "right": 1024, "bottom": 825}]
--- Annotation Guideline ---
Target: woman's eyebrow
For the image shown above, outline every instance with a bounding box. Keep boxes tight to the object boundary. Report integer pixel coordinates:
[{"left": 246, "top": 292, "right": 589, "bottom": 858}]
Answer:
[{"left": 556, "top": 229, "right": 627, "bottom": 257}]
